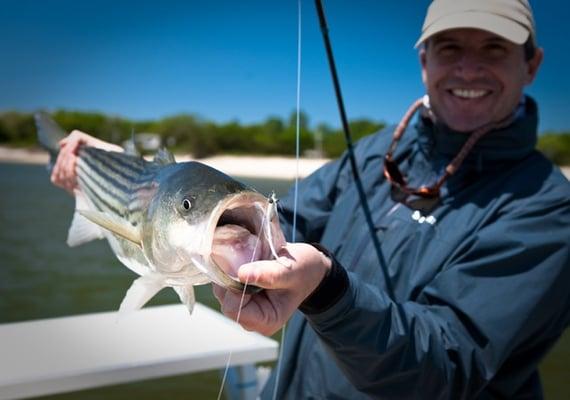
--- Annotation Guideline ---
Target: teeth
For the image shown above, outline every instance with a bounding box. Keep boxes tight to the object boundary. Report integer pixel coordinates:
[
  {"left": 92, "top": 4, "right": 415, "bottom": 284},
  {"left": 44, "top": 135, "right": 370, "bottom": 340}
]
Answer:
[{"left": 451, "top": 89, "right": 488, "bottom": 99}]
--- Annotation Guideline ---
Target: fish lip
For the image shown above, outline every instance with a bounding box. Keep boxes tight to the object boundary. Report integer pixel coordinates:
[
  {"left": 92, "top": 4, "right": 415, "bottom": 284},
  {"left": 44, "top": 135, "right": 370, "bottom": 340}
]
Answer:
[{"left": 202, "top": 191, "right": 278, "bottom": 291}]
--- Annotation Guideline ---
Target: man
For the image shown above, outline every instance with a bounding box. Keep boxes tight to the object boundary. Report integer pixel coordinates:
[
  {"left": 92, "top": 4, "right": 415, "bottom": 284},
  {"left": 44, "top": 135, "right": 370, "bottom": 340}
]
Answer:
[
  {"left": 51, "top": 1, "right": 569, "bottom": 398},
  {"left": 212, "top": 1, "right": 570, "bottom": 398}
]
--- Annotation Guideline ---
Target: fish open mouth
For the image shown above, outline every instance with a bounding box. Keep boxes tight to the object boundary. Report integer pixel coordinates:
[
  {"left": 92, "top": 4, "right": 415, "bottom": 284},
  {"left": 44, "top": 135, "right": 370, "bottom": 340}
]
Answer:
[{"left": 207, "top": 192, "right": 285, "bottom": 289}]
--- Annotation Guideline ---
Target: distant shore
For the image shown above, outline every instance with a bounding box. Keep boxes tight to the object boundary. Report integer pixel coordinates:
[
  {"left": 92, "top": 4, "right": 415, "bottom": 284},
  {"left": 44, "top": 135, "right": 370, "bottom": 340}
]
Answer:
[
  {"left": 0, "top": 146, "right": 330, "bottom": 180},
  {"left": 1, "top": 146, "right": 569, "bottom": 180}
]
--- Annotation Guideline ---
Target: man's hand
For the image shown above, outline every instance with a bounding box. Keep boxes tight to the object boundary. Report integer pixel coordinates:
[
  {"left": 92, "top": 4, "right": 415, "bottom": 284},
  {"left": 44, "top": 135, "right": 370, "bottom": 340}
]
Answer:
[
  {"left": 51, "top": 130, "right": 123, "bottom": 194},
  {"left": 213, "top": 243, "right": 332, "bottom": 336}
]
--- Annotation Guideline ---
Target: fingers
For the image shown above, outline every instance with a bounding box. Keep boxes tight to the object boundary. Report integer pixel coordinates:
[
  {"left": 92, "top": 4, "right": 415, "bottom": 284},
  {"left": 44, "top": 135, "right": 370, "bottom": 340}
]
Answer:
[
  {"left": 237, "top": 243, "right": 330, "bottom": 291},
  {"left": 215, "top": 286, "right": 253, "bottom": 322},
  {"left": 51, "top": 142, "right": 78, "bottom": 194},
  {"left": 211, "top": 283, "right": 283, "bottom": 336},
  {"left": 54, "top": 132, "right": 86, "bottom": 190},
  {"left": 212, "top": 243, "right": 333, "bottom": 337},
  {"left": 212, "top": 283, "right": 253, "bottom": 320},
  {"left": 224, "top": 291, "right": 282, "bottom": 336},
  {"left": 212, "top": 283, "right": 226, "bottom": 303},
  {"left": 220, "top": 290, "right": 250, "bottom": 316},
  {"left": 50, "top": 130, "right": 122, "bottom": 194}
]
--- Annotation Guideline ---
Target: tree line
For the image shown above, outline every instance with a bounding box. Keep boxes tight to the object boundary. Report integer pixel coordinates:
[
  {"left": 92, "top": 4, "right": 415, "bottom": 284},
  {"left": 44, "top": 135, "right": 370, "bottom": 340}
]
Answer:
[
  {"left": 0, "top": 110, "right": 384, "bottom": 159},
  {"left": 0, "top": 109, "right": 569, "bottom": 164}
]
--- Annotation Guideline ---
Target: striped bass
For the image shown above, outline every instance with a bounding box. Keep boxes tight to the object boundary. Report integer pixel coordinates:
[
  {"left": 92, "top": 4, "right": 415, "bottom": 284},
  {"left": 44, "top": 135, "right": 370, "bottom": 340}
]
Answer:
[{"left": 35, "top": 112, "right": 286, "bottom": 315}]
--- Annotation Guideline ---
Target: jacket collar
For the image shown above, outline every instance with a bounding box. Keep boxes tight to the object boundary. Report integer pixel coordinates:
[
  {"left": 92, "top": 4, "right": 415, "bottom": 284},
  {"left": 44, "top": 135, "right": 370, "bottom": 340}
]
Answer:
[{"left": 415, "top": 96, "right": 538, "bottom": 168}]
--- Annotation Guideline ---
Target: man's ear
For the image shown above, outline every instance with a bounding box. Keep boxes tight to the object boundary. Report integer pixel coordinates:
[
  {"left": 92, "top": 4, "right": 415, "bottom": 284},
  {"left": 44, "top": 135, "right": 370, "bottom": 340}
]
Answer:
[
  {"left": 419, "top": 47, "right": 428, "bottom": 86},
  {"left": 525, "top": 47, "right": 543, "bottom": 85}
]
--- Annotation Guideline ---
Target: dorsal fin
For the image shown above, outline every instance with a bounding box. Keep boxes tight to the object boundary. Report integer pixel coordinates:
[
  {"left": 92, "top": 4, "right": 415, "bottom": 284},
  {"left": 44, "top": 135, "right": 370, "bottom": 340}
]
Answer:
[
  {"left": 154, "top": 147, "right": 176, "bottom": 165},
  {"left": 124, "top": 128, "right": 140, "bottom": 157}
]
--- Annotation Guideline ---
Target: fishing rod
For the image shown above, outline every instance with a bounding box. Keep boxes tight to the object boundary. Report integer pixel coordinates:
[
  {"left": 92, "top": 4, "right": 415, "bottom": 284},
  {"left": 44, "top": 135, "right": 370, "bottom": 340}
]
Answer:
[{"left": 314, "top": 0, "right": 395, "bottom": 300}]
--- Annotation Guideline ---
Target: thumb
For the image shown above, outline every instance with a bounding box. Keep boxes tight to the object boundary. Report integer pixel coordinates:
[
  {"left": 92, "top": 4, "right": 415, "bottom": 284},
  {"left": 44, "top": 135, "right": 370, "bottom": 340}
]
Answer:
[{"left": 238, "top": 259, "right": 291, "bottom": 290}]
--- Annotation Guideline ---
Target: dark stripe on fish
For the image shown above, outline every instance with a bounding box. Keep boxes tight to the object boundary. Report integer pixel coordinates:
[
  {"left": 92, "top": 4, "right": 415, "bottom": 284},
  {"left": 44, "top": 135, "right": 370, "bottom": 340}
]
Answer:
[
  {"left": 79, "top": 156, "right": 138, "bottom": 198},
  {"left": 77, "top": 160, "right": 130, "bottom": 203},
  {"left": 78, "top": 173, "right": 127, "bottom": 218},
  {"left": 77, "top": 178, "right": 108, "bottom": 212},
  {"left": 82, "top": 148, "right": 158, "bottom": 187},
  {"left": 81, "top": 147, "right": 147, "bottom": 175},
  {"left": 77, "top": 160, "right": 155, "bottom": 227}
]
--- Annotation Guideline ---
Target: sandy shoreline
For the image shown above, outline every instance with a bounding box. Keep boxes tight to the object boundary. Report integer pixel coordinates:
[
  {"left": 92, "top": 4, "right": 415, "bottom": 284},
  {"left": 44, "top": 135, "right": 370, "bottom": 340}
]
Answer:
[
  {"left": 1, "top": 146, "right": 569, "bottom": 180},
  {"left": 0, "top": 146, "right": 330, "bottom": 180}
]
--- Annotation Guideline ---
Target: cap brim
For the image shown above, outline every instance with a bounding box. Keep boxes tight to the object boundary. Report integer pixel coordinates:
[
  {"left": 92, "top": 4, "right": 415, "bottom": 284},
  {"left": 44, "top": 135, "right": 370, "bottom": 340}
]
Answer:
[{"left": 415, "top": 11, "right": 530, "bottom": 48}]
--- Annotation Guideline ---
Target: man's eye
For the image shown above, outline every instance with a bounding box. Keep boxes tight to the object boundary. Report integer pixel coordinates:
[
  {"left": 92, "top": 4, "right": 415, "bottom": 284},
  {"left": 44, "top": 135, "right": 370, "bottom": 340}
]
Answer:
[
  {"left": 484, "top": 44, "right": 507, "bottom": 58},
  {"left": 438, "top": 45, "right": 460, "bottom": 56}
]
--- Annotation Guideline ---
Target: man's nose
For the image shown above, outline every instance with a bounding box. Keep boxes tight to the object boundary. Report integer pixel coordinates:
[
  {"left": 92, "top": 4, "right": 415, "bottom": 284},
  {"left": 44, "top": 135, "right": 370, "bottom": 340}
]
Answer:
[{"left": 454, "top": 53, "right": 484, "bottom": 80}]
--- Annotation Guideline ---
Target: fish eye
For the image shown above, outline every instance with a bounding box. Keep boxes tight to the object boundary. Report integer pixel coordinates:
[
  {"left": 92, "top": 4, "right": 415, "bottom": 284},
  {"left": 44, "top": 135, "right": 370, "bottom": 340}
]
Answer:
[{"left": 182, "top": 198, "right": 192, "bottom": 210}]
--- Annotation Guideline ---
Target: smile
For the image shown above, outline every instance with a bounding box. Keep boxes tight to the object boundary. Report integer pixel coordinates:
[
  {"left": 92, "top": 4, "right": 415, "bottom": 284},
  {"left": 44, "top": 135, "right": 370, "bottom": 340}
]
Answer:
[{"left": 450, "top": 89, "right": 490, "bottom": 99}]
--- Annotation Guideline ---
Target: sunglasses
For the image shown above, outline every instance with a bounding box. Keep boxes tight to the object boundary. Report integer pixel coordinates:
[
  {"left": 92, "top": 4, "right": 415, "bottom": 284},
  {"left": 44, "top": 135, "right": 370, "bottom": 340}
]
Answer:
[{"left": 384, "top": 97, "right": 514, "bottom": 200}]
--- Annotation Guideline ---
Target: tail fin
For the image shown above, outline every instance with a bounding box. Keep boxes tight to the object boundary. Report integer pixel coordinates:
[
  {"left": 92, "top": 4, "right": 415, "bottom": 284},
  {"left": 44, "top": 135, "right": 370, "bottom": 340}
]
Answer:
[{"left": 34, "top": 112, "right": 67, "bottom": 170}]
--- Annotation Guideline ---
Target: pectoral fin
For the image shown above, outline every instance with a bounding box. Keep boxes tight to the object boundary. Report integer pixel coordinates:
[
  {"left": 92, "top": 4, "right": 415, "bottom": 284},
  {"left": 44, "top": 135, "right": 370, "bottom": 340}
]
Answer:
[
  {"left": 67, "top": 192, "right": 105, "bottom": 247},
  {"left": 173, "top": 285, "right": 196, "bottom": 315},
  {"left": 119, "top": 274, "right": 166, "bottom": 316},
  {"left": 78, "top": 209, "right": 141, "bottom": 245}
]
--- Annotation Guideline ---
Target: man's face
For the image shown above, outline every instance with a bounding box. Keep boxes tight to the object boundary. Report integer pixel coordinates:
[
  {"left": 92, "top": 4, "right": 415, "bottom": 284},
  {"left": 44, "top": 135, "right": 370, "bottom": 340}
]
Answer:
[{"left": 420, "top": 28, "right": 543, "bottom": 132}]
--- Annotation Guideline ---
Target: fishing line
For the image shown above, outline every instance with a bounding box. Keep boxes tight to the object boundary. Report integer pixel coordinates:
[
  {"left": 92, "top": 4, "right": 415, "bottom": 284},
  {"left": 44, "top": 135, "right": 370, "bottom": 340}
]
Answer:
[
  {"left": 271, "top": 1, "right": 302, "bottom": 399},
  {"left": 291, "top": 0, "right": 302, "bottom": 242}
]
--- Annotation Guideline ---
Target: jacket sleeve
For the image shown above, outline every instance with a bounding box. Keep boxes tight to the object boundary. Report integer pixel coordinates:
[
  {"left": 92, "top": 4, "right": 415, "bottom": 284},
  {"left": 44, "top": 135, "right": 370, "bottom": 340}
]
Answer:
[{"left": 303, "top": 193, "right": 570, "bottom": 399}]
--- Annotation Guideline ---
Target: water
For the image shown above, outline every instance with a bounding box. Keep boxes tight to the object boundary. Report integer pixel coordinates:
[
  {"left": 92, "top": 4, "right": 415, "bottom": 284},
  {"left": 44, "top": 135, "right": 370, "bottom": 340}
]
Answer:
[
  {"left": 0, "top": 162, "right": 568, "bottom": 399},
  {"left": 0, "top": 162, "right": 292, "bottom": 399}
]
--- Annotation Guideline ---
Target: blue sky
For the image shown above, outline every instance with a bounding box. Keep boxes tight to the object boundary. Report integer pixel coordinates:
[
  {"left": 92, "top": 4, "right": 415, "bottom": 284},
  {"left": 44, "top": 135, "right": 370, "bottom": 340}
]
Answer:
[{"left": 1, "top": 0, "right": 569, "bottom": 133}]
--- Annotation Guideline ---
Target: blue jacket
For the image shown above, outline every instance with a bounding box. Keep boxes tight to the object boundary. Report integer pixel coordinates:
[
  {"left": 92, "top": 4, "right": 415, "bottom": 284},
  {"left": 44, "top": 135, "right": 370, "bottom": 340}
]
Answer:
[{"left": 262, "top": 97, "right": 570, "bottom": 399}]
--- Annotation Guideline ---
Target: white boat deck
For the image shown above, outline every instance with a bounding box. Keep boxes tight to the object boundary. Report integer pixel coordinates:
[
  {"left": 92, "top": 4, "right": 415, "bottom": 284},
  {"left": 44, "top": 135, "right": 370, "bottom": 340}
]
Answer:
[{"left": 0, "top": 304, "right": 278, "bottom": 400}]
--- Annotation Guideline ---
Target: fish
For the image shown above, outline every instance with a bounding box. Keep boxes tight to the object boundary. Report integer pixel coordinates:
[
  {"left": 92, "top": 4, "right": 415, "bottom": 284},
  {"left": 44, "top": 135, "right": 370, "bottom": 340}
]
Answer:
[{"left": 35, "top": 112, "right": 286, "bottom": 315}]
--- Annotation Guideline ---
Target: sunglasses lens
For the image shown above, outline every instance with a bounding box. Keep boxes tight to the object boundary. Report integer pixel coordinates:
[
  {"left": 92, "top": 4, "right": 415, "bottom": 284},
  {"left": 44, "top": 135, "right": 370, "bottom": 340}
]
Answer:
[
  {"left": 384, "top": 159, "right": 406, "bottom": 185},
  {"left": 416, "top": 186, "right": 440, "bottom": 198}
]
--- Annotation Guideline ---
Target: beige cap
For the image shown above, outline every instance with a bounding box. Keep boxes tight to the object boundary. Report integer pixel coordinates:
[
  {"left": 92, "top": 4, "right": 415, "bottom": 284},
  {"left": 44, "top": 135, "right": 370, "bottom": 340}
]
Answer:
[{"left": 415, "top": 0, "right": 536, "bottom": 47}]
